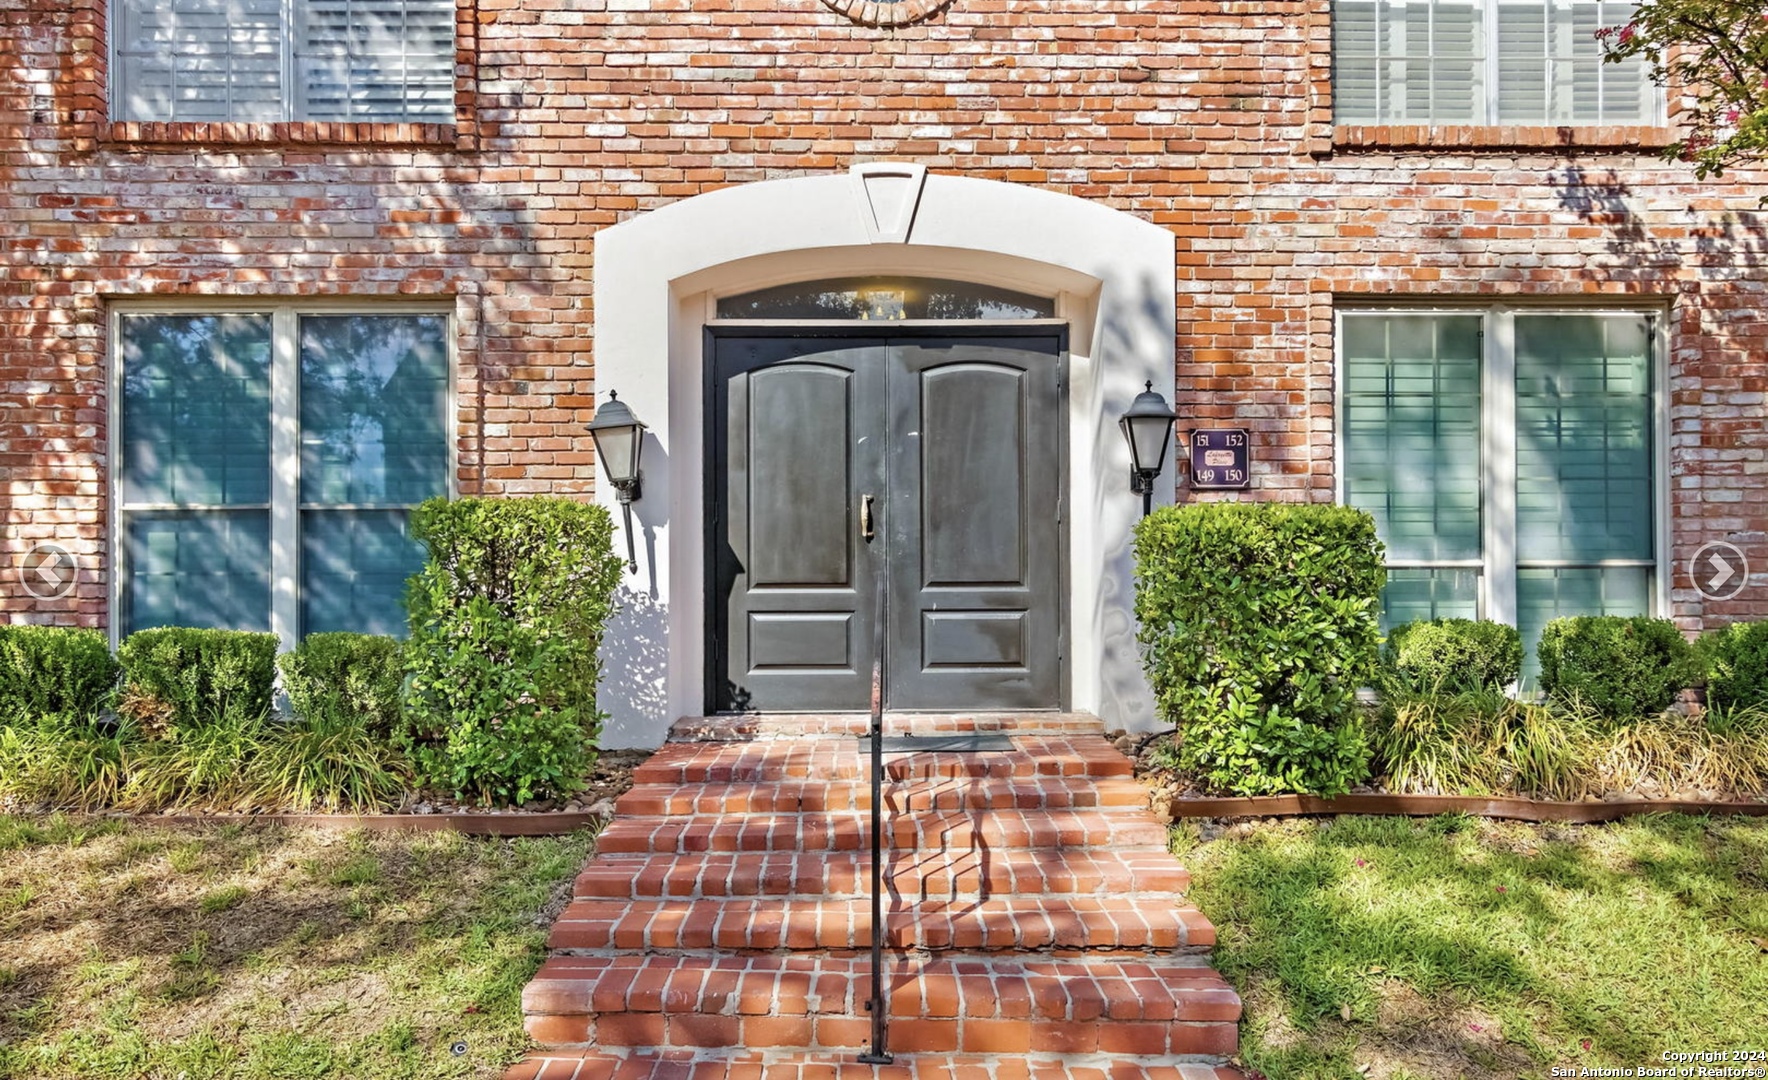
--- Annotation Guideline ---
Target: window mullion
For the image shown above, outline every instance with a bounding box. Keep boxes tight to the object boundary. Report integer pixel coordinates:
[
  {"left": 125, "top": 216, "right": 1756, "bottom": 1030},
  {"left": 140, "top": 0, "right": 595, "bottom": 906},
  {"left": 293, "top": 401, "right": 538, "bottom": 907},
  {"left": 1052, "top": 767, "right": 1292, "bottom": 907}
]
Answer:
[
  {"left": 1484, "top": 0, "right": 1501, "bottom": 125},
  {"left": 1484, "top": 308, "right": 1518, "bottom": 626},
  {"left": 283, "top": 0, "right": 298, "bottom": 123},
  {"left": 270, "top": 306, "right": 300, "bottom": 648}
]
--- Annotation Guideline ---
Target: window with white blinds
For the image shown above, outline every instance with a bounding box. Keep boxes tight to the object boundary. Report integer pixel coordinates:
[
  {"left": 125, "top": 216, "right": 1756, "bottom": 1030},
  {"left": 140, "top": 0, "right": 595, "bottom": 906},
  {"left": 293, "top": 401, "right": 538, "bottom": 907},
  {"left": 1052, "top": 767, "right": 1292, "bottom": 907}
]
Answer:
[
  {"left": 112, "top": 0, "right": 456, "bottom": 123},
  {"left": 1339, "top": 309, "right": 1661, "bottom": 679},
  {"left": 1333, "top": 0, "right": 1657, "bottom": 125}
]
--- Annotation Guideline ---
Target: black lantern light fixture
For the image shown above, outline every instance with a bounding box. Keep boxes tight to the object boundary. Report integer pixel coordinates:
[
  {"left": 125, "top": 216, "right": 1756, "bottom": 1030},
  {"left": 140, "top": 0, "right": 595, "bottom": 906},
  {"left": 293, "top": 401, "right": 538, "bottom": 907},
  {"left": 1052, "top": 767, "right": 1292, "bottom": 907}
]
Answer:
[
  {"left": 1120, "top": 380, "right": 1178, "bottom": 518},
  {"left": 586, "top": 390, "right": 647, "bottom": 572}
]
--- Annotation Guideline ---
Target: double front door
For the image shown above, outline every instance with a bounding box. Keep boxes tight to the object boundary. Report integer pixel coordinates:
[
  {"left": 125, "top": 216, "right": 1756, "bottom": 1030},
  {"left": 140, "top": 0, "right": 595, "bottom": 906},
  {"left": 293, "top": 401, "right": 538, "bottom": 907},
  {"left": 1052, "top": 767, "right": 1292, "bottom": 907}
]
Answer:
[{"left": 709, "top": 329, "right": 1065, "bottom": 712}]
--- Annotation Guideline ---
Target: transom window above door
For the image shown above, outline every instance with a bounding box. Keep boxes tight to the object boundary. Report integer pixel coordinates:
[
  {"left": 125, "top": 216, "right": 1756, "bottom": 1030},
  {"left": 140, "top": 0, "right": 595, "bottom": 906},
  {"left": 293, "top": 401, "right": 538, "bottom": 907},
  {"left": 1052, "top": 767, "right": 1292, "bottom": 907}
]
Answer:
[
  {"left": 110, "top": 0, "right": 456, "bottom": 123},
  {"left": 1332, "top": 0, "right": 1658, "bottom": 125},
  {"left": 715, "top": 278, "right": 1055, "bottom": 321}
]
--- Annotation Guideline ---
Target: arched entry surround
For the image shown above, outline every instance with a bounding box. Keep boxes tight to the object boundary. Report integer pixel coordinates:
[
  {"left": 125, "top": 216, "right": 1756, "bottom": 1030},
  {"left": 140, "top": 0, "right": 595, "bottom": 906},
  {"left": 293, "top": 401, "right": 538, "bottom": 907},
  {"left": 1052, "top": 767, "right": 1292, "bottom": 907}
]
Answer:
[{"left": 592, "top": 164, "right": 1176, "bottom": 747}]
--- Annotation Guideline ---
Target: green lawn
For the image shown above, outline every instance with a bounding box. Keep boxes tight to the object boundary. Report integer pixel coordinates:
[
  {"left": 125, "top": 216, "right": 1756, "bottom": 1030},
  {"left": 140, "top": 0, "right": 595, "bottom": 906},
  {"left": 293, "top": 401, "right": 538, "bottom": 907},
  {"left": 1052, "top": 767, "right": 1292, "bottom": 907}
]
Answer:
[
  {"left": 1178, "top": 814, "right": 1768, "bottom": 1080},
  {"left": 0, "top": 815, "right": 594, "bottom": 1080}
]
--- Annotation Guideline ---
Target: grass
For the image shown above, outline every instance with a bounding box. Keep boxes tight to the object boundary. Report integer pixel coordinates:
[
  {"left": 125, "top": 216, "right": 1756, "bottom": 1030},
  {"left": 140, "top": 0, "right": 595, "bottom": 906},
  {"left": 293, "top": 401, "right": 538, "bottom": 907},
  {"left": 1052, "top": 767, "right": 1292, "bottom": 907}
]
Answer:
[
  {"left": 0, "top": 814, "right": 596, "bottom": 1079},
  {"left": 1176, "top": 813, "right": 1768, "bottom": 1080}
]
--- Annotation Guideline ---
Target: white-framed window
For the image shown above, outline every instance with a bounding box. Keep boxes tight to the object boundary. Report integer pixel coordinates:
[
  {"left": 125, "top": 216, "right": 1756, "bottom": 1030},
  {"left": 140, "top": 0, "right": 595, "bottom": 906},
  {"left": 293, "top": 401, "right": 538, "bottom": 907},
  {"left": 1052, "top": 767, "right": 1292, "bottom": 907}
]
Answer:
[
  {"left": 1337, "top": 306, "right": 1667, "bottom": 676},
  {"left": 113, "top": 302, "right": 454, "bottom": 642},
  {"left": 110, "top": 0, "right": 456, "bottom": 123},
  {"left": 1332, "top": 0, "right": 1659, "bottom": 125}
]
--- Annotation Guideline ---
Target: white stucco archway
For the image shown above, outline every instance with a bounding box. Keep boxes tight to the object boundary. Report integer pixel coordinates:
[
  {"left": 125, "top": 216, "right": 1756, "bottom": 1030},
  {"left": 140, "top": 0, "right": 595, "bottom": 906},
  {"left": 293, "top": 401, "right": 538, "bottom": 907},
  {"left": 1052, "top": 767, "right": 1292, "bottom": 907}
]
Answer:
[{"left": 592, "top": 164, "right": 1176, "bottom": 747}]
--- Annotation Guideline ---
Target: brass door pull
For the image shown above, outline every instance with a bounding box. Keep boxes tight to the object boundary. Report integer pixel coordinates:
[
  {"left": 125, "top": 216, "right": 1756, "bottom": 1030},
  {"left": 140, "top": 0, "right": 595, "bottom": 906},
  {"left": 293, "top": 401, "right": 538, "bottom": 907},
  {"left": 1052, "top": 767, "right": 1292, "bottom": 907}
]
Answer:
[{"left": 861, "top": 494, "right": 875, "bottom": 541}]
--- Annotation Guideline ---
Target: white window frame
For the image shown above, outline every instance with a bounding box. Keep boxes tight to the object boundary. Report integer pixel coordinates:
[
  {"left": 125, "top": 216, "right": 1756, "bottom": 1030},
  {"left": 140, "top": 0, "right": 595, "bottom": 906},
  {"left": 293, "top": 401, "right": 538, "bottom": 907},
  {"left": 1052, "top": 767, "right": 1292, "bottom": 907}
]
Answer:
[
  {"left": 1332, "top": 0, "right": 1664, "bottom": 126},
  {"left": 1333, "top": 301, "right": 1672, "bottom": 631},
  {"left": 107, "top": 0, "right": 458, "bottom": 124},
  {"left": 109, "top": 298, "right": 459, "bottom": 648}
]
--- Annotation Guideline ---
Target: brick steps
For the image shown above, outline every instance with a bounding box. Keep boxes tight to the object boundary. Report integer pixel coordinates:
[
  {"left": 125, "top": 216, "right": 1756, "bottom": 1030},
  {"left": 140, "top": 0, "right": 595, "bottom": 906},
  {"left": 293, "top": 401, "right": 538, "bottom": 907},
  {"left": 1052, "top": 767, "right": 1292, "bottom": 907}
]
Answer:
[
  {"left": 615, "top": 776, "right": 1150, "bottom": 816},
  {"left": 522, "top": 954, "right": 1240, "bottom": 1055},
  {"left": 573, "top": 850, "right": 1191, "bottom": 901},
  {"left": 548, "top": 896, "right": 1217, "bottom": 953},
  {"left": 509, "top": 1050, "right": 1247, "bottom": 1080},
  {"left": 632, "top": 737, "right": 1130, "bottom": 784},
  {"left": 595, "top": 810, "right": 1169, "bottom": 855},
  {"left": 668, "top": 713, "right": 1108, "bottom": 741},
  {"left": 516, "top": 718, "right": 1239, "bottom": 1077}
]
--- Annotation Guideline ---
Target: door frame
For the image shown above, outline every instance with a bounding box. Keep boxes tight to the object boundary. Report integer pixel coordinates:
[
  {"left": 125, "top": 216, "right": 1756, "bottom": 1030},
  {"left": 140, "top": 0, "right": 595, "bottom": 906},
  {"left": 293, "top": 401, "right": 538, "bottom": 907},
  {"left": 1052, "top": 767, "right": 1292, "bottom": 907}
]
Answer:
[{"left": 703, "top": 323, "right": 1071, "bottom": 714}]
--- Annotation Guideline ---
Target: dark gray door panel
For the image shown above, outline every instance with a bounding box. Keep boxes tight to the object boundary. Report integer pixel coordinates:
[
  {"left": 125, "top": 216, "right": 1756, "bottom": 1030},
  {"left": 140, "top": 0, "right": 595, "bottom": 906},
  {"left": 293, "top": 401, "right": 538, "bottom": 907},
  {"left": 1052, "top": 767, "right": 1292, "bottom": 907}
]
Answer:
[
  {"left": 886, "top": 337, "right": 1062, "bottom": 710},
  {"left": 710, "top": 336, "right": 886, "bottom": 712}
]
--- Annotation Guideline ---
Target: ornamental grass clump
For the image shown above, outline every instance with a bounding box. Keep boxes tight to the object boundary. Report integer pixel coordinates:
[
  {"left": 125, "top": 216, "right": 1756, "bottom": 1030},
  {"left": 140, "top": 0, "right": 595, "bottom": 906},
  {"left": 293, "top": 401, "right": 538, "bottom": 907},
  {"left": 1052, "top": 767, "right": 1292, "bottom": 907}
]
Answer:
[
  {"left": 1133, "top": 502, "right": 1384, "bottom": 797},
  {"left": 401, "top": 496, "right": 625, "bottom": 806}
]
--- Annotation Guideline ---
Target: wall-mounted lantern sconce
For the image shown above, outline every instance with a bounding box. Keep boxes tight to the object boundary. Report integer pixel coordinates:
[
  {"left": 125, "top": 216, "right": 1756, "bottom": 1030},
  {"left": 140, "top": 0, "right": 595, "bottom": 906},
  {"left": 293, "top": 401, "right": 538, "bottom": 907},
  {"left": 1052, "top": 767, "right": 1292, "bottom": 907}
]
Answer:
[
  {"left": 586, "top": 390, "right": 647, "bottom": 572},
  {"left": 1119, "top": 380, "right": 1177, "bottom": 518}
]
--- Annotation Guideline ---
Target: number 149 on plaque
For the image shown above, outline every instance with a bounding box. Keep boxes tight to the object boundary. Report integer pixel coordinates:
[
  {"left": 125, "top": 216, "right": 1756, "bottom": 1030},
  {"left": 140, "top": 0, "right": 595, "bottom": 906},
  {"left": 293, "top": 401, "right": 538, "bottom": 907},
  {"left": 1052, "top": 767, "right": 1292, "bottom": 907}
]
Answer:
[{"left": 1187, "top": 429, "right": 1251, "bottom": 490}]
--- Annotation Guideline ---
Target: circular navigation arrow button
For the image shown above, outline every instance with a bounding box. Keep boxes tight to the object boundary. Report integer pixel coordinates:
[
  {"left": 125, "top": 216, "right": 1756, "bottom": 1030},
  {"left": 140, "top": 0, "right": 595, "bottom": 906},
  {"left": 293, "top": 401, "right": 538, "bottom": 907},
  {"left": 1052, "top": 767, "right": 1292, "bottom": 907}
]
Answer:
[
  {"left": 20, "top": 542, "right": 78, "bottom": 601},
  {"left": 1689, "top": 541, "right": 1750, "bottom": 602}
]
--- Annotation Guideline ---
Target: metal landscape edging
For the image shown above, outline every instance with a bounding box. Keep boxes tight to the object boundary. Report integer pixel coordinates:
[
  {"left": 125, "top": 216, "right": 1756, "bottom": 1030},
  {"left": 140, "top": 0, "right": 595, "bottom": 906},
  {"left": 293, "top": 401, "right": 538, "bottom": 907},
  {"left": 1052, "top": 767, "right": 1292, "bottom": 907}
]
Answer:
[{"left": 1163, "top": 792, "right": 1768, "bottom": 823}]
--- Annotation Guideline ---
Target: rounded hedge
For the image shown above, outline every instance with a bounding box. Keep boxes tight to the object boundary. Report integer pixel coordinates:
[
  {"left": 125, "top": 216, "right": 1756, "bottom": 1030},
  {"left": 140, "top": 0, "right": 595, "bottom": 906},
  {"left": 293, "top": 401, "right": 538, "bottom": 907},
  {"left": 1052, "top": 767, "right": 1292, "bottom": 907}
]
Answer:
[
  {"left": 1536, "top": 615, "right": 1697, "bottom": 721},
  {"left": 1700, "top": 620, "right": 1768, "bottom": 711},
  {"left": 1383, "top": 618, "right": 1522, "bottom": 695}
]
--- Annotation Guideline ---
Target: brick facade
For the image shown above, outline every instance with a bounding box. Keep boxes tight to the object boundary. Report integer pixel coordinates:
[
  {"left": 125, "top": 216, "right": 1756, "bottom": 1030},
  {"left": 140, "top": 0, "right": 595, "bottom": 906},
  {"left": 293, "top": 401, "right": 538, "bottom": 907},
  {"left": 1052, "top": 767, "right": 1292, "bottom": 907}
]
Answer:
[{"left": 1, "top": 0, "right": 1763, "bottom": 629}]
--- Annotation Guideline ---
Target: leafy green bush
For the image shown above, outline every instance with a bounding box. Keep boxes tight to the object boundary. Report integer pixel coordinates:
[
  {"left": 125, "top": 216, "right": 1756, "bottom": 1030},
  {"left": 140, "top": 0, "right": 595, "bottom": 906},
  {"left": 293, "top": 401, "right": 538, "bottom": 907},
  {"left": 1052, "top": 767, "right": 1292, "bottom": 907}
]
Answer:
[
  {"left": 1699, "top": 620, "right": 1768, "bottom": 711},
  {"left": 278, "top": 632, "right": 404, "bottom": 737},
  {"left": 1382, "top": 618, "right": 1522, "bottom": 695},
  {"left": 1134, "top": 502, "right": 1384, "bottom": 796},
  {"left": 0, "top": 625, "right": 119, "bottom": 724},
  {"left": 401, "top": 496, "right": 625, "bottom": 805},
  {"left": 1536, "top": 615, "right": 1697, "bottom": 722},
  {"left": 116, "top": 627, "right": 278, "bottom": 733}
]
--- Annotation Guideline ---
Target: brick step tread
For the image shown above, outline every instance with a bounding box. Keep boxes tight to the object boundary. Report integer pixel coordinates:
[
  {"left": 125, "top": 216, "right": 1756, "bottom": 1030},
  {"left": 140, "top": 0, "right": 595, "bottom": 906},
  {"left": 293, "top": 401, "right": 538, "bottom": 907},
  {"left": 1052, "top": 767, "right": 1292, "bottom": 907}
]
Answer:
[
  {"left": 669, "top": 713, "right": 1109, "bottom": 741},
  {"left": 525, "top": 953, "right": 1241, "bottom": 1019},
  {"left": 523, "top": 955, "right": 1239, "bottom": 1053},
  {"left": 616, "top": 776, "right": 1150, "bottom": 816},
  {"left": 510, "top": 1050, "right": 1246, "bottom": 1080},
  {"left": 632, "top": 737, "right": 1130, "bottom": 784},
  {"left": 548, "top": 896, "right": 1217, "bottom": 952},
  {"left": 573, "top": 850, "right": 1190, "bottom": 900},
  {"left": 596, "top": 810, "right": 1168, "bottom": 855}
]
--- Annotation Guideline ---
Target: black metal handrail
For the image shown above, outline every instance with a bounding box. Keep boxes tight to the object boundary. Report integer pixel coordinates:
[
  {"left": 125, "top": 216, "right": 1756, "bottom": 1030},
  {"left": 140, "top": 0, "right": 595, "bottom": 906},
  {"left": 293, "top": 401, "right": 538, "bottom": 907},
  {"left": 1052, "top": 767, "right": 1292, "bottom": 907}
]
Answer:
[{"left": 857, "top": 568, "right": 892, "bottom": 1065}]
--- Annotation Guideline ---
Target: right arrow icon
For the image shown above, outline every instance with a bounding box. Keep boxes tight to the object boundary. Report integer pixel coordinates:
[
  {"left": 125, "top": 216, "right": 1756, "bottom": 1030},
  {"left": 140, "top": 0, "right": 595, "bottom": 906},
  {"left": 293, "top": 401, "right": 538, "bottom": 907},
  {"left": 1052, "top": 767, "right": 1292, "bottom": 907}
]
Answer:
[{"left": 1690, "top": 541, "right": 1749, "bottom": 602}]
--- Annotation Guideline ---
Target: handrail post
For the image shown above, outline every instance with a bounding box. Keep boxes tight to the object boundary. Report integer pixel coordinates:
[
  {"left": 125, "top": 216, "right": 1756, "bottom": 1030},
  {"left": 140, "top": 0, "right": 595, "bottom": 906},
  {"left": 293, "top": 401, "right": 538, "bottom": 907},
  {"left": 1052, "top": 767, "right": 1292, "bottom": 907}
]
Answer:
[{"left": 858, "top": 570, "right": 892, "bottom": 1065}]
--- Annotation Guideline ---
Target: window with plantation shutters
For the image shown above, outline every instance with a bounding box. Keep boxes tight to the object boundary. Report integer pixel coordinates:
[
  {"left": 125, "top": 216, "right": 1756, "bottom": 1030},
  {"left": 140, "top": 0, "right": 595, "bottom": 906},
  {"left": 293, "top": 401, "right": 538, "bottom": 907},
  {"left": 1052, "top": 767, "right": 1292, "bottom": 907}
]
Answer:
[
  {"left": 1339, "top": 309, "right": 1662, "bottom": 680},
  {"left": 1332, "top": 0, "right": 1657, "bottom": 125},
  {"left": 111, "top": 0, "right": 455, "bottom": 123}
]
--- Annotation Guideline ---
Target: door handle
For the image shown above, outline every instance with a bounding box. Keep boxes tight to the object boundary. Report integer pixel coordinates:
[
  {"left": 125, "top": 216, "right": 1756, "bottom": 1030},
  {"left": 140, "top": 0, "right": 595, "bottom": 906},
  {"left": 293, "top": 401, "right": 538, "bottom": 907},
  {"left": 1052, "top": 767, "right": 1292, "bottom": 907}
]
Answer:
[{"left": 860, "top": 494, "right": 875, "bottom": 542}]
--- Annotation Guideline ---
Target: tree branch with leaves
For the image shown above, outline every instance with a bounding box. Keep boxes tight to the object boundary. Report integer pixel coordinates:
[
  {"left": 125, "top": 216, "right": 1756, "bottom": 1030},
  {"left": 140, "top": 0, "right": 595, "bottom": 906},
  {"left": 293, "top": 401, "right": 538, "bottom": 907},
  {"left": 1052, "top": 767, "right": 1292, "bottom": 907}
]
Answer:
[{"left": 1599, "top": 0, "right": 1768, "bottom": 177}]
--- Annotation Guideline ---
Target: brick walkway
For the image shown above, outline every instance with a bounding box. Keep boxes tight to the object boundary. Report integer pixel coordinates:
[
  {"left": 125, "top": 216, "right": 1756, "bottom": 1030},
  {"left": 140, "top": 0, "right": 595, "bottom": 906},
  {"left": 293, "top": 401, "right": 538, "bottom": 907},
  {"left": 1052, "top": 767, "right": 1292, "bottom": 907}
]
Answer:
[{"left": 512, "top": 715, "right": 1244, "bottom": 1080}]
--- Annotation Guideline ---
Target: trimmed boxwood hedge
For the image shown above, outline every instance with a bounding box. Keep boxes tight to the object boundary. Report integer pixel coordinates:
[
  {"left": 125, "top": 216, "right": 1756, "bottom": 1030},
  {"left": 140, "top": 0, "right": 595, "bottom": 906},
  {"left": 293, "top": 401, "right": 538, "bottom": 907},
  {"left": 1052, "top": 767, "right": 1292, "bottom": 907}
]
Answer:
[{"left": 1536, "top": 615, "right": 1697, "bottom": 722}]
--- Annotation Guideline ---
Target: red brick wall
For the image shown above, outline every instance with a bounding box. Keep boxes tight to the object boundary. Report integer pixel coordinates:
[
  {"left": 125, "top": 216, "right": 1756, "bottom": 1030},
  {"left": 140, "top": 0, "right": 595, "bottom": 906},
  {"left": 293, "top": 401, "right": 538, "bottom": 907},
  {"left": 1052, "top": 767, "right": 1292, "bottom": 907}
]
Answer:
[{"left": 1, "top": 0, "right": 1763, "bottom": 628}]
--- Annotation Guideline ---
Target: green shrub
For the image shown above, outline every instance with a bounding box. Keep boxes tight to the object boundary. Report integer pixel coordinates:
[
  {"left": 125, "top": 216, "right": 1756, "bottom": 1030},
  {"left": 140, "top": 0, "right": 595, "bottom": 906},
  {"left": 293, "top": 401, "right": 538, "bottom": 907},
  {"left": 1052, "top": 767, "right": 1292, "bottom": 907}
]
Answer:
[
  {"left": 278, "top": 633, "right": 404, "bottom": 737},
  {"left": 401, "top": 496, "right": 625, "bottom": 805},
  {"left": 116, "top": 628, "right": 278, "bottom": 733},
  {"left": 1382, "top": 618, "right": 1522, "bottom": 695},
  {"left": 1134, "top": 502, "right": 1384, "bottom": 797},
  {"left": 1536, "top": 615, "right": 1697, "bottom": 722},
  {"left": 0, "top": 625, "right": 120, "bottom": 724},
  {"left": 1699, "top": 620, "right": 1768, "bottom": 711}
]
